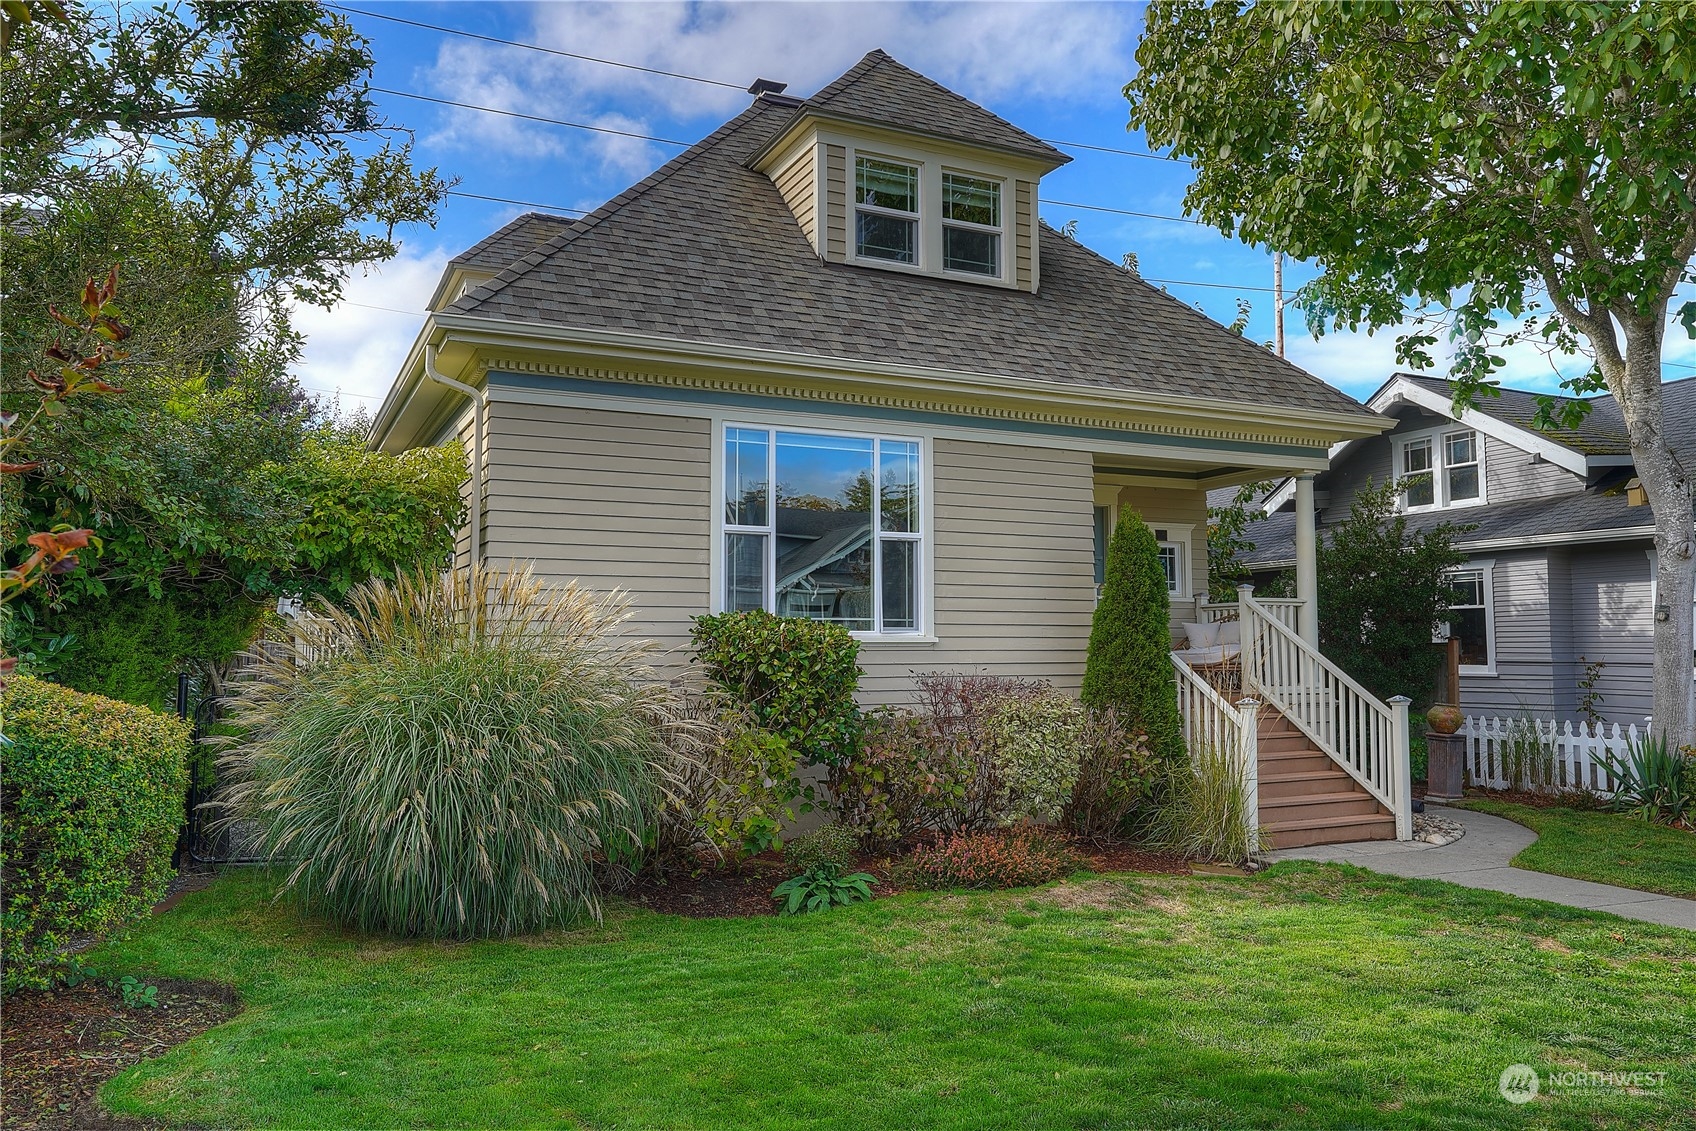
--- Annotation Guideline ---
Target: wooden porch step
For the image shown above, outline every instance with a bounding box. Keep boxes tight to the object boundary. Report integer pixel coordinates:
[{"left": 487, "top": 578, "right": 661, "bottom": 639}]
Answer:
[
  {"left": 1258, "top": 768, "right": 1362, "bottom": 800},
  {"left": 1259, "top": 812, "right": 1397, "bottom": 849},
  {"left": 1259, "top": 791, "right": 1385, "bottom": 820},
  {"left": 1256, "top": 750, "right": 1338, "bottom": 776}
]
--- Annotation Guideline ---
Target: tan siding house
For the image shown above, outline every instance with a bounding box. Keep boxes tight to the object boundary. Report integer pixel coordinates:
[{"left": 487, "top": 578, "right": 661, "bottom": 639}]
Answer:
[{"left": 372, "top": 49, "right": 1385, "bottom": 707}]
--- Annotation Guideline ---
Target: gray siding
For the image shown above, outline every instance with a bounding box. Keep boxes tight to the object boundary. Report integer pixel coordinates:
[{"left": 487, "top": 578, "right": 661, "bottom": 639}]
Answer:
[
  {"left": 482, "top": 402, "right": 711, "bottom": 660},
  {"left": 1459, "top": 550, "right": 1559, "bottom": 717},
  {"left": 1567, "top": 543, "right": 1655, "bottom": 724},
  {"left": 1480, "top": 433, "right": 1585, "bottom": 504}
]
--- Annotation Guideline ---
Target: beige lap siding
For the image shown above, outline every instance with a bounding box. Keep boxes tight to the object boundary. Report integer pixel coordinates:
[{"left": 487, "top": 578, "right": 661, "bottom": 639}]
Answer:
[
  {"left": 480, "top": 401, "right": 711, "bottom": 664},
  {"left": 856, "top": 438, "right": 1096, "bottom": 705}
]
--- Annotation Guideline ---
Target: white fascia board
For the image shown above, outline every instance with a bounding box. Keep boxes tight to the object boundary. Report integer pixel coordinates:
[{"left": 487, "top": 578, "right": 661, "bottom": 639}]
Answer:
[{"left": 1369, "top": 377, "right": 1591, "bottom": 476}]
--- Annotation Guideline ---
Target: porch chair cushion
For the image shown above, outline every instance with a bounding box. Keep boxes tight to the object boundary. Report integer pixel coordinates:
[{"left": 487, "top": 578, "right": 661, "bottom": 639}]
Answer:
[
  {"left": 1181, "top": 621, "right": 1221, "bottom": 648},
  {"left": 1215, "top": 620, "right": 1240, "bottom": 646}
]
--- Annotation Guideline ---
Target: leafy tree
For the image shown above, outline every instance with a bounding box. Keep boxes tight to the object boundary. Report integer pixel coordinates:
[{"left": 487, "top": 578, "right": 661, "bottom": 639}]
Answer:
[
  {"left": 1082, "top": 510, "right": 1184, "bottom": 764},
  {"left": 1126, "top": 1, "right": 1696, "bottom": 746},
  {"left": 1315, "top": 481, "right": 1470, "bottom": 706},
  {"left": 1206, "top": 481, "right": 1273, "bottom": 602}
]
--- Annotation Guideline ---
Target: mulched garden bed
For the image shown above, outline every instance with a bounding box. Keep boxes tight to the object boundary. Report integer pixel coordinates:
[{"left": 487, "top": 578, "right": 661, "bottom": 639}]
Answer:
[
  {"left": 1, "top": 977, "right": 238, "bottom": 1131},
  {"left": 620, "top": 836, "right": 1193, "bottom": 919}
]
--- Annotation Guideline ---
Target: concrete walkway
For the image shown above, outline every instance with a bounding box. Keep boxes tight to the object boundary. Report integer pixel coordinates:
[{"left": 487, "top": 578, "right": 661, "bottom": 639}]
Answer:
[{"left": 1268, "top": 803, "right": 1696, "bottom": 931}]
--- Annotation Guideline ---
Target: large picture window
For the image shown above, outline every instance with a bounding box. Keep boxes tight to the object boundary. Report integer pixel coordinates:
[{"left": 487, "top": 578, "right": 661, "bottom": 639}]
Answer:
[{"left": 721, "top": 425, "right": 922, "bottom": 634}]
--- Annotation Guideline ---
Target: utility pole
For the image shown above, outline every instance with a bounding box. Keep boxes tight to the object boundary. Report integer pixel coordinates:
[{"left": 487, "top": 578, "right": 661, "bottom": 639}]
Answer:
[{"left": 1273, "top": 251, "right": 1285, "bottom": 358}]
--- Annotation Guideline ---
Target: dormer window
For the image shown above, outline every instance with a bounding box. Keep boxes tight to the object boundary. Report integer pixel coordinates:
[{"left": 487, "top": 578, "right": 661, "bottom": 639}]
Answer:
[
  {"left": 1396, "top": 425, "right": 1486, "bottom": 511},
  {"left": 941, "top": 173, "right": 1000, "bottom": 275},
  {"left": 855, "top": 157, "right": 919, "bottom": 264}
]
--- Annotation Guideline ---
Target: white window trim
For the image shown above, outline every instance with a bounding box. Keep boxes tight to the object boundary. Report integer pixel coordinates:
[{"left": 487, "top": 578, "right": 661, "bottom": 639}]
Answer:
[
  {"left": 1447, "top": 558, "right": 1497, "bottom": 677},
  {"left": 939, "top": 167, "right": 1007, "bottom": 281},
  {"left": 1151, "top": 522, "right": 1194, "bottom": 599},
  {"left": 1394, "top": 424, "right": 1487, "bottom": 512},
  {"left": 711, "top": 418, "right": 932, "bottom": 642},
  {"left": 851, "top": 153, "right": 922, "bottom": 271},
  {"left": 845, "top": 143, "right": 1014, "bottom": 286}
]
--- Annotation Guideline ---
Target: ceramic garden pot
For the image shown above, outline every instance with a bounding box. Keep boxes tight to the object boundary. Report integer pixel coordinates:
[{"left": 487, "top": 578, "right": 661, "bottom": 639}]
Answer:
[{"left": 1425, "top": 704, "right": 1464, "bottom": 735}]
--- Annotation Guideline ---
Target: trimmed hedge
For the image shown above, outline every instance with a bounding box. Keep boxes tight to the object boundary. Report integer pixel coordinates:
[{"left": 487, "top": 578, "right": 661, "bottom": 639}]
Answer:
[
  {"left": 2, "top": 676, "right": 190, "bottom": 993},
  {"left": 690, "top": 610, "right": 862, "bottom": 767},
  {"left": 1081, "top": 510, "right": 1184, "bottom": 764}
]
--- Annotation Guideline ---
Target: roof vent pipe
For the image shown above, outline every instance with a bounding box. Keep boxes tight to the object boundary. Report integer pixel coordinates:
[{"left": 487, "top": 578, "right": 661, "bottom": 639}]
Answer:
[
  {"left": 424, "top": 343, "right": 484, "bottom": 570},
  {"left": 748, "top": 78, "right": 788, "bottom": 97}
]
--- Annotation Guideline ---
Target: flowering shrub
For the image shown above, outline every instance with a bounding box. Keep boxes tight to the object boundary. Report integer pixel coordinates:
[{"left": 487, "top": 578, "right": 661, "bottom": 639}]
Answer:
[
  {"left": 894, "top": 828, "right": 1082, "bottom": 891},
  {"left": 983, "top": 692, "right": 1085, "bottom": 824},
  {"left": 1063, "top": 710, "right": 1162, "bottom": 837}
]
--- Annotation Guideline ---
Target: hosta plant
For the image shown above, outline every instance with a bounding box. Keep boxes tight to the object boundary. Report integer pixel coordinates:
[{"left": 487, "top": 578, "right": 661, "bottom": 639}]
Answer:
[
  {"left": 217, "top": 563, "right": 696, "bottom": 939},
  {"left": 771, "top": 864, "right": 875, "bottom": 915}
]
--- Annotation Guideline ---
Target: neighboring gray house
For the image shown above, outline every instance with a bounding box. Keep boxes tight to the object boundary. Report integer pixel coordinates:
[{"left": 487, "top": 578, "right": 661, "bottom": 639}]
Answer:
[{"left": 1235, "top": 372, "right": 1696, "bottom": 725}]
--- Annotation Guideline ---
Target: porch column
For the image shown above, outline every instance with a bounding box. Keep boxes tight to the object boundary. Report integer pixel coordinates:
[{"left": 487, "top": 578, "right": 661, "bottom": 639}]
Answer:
[{"left": 1295, "top": 472, "right": 1319, "bottom": 647}]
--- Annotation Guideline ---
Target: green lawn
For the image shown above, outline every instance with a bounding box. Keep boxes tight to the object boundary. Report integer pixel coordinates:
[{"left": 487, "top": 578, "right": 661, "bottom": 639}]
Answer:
[
  {"left": 1455, "top": 800, "right": 1696, "bottom": 900},
  {"left": 90, "top": 866, "right": 1694, "bottom": 1130}
]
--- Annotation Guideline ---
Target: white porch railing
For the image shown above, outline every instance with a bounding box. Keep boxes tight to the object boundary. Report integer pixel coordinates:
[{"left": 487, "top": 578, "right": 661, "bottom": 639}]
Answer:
[
  {"left": 1236, "top": 585, "right": 1413, "bottom": 840},
  {"left": 1170, "top": 652, "right": 1261, "bottom": 840},
  {"left": 1200, "top": 597, "right": 1303, "bottom": 634},
  {"left": 1462, "top": 714, "right": 1641, "bottom": 797}
]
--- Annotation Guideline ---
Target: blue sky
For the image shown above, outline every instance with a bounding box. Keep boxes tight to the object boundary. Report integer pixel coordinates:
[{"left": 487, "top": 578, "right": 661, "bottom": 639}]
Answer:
[{"left": 294, "top": 1, "right": 1696, "bottom": 413}]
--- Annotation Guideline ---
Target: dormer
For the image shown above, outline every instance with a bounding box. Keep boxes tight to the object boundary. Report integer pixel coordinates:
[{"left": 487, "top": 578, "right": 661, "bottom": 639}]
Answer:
[{"left": 746, "top": 51, "right": 1070, "bottom": 293}]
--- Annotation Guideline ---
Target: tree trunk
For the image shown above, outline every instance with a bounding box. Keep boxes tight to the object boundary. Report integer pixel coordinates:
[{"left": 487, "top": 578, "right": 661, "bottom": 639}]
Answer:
[{"left": 1616, "top": 326, "right": 1695, "bottom": 749}]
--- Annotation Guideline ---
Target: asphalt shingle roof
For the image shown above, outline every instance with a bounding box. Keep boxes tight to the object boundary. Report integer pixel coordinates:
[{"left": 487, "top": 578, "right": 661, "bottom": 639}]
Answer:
[
  {"left": 1395, "top": 372, "right": 1696, "bottom": 462},
  {"left": 1239, "top": 485, "right": 1657, "bottom": 568},
  {"left": 797, "top": 49, "right": 1067, "bottom": 166},
  {"left": 449, "top": 212, "right": 580, "bottom": 272},
  {"left": 446, "top": 57, "right": 1375, "bottom": 421}
]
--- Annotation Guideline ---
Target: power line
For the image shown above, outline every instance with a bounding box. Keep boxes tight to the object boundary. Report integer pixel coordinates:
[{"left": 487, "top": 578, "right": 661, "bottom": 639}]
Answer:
[
  {"left": 333, "top": 5, "right": 1174, "bottom": 163},
  {"left": 1040, "top": 198, "right": 1202, "bottom": 227},
  {"left": 446, "top": 189, "right": 588, "bottom": 215},
  {"left": 370, "top": 87, "right": 691, "bottom": 147},
  {"left": 1143, "top": 276, "right": 1276, "bottom": 294},
  {"left": 330, "top": 5, "right": 748, "bottom": 90}
]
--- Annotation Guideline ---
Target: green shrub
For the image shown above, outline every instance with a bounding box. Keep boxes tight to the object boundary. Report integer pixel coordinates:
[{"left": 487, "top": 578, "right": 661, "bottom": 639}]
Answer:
[
  {"left": 217, "top": 564, "right": 690, "bottom": 939},
  {"left": 983, "top": 692, "right": 1085, "bottom": 825},
  {"left": 831, "top": 710, "right": 970, "bottom": 847},
  {"left": 912, "top": 671, "right": 1049, "bottom": 831},
  {"left": 1064, "top": 709, "right": 1161, "bottom": 838},
  {"left": 692, "top": 710, "right": 812, "bottom": 861},
  {"left": 2, "top": 676, "right": 191, "bottom": 993},
  {"left": 893, "top": 828, "right": 1081, "bottom": 891},
  {"left": 690, "top": 611, "right": 862, "bottom": 767},
  {"left": 783, "top": 822, "right": 859, "bottom": 875},
  {"left": 1080, "top": 511, "right": 1183, "bottom": 764},
  {"left": 1150, "top": 744, "right": 1263, "bottom": 865},
  {"left": 771, "top": 867, "right": 875, "bottom": 915}
]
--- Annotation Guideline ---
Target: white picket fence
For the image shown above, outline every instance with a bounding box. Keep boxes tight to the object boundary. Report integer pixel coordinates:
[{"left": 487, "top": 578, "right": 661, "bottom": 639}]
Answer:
[{"left": 1460, "top": 715, "right": 1643, "bottom": 797}]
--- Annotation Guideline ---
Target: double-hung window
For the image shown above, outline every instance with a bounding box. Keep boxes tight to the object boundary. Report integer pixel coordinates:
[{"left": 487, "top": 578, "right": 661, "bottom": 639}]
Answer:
[
  {"left": 721, "top": 425, "right": 922, "bottom": 634},
  {"left": 1151, "top": 527, "right": 1188, "bottom": 596},
  {"left": 941, "top": 172, "right": 1000, "bottom": 275},
  {"left": 1446, "top": 565, "right": 1495, "bottom": 673},
  {"left": 854, "top": 157, "right": 919, "bottom": 265},
  {"left": 1398, "top": 427, "right": 1484, "bottom": 510}
]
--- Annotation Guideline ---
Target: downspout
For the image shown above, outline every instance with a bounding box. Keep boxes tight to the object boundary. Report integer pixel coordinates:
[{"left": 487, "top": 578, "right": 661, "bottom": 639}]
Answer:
[{"left": 424, "top": 343, "right": 483, "bottom": 568}]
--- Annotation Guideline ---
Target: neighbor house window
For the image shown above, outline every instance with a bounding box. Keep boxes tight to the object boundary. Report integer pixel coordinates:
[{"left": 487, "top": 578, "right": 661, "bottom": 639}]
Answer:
[
  {"left": 721, "top": 425, "right": 922, "bottom": 634},
  {"left": 941, "top": 172, "right": 1000, "bottom": 275},
  {"left": 1397, "top": 426, "right": 1485, "bottom": 510},
  {"left": 1447, "top": 564, "right": 1495, "bottom": 674},
  {"left": 854, "top": 157, "right": 919, "bottom": 265}
]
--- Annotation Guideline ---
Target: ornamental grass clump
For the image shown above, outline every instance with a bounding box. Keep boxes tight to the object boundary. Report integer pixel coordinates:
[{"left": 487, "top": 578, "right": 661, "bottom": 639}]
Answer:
[{"left": 217, "top": 563, "right": 693, "bottom": 939}]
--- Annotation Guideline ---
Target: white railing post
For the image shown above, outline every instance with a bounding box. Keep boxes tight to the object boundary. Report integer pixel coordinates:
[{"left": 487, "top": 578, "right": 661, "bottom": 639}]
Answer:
[
  {"left": 1236, "top": 584, "right": 1259, "bottom": 697},
  {"left": 1236, "top": 696, "right": 1261, "bottom": 842},
  {"left": 1388, "top": 695, "right": 1412, "bottom": 840}
]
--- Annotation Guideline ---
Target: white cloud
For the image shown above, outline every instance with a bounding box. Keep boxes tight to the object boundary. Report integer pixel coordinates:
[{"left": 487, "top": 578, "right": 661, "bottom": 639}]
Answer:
[{"left": 289, "top": 246, "right": 449, "bottom": 411}]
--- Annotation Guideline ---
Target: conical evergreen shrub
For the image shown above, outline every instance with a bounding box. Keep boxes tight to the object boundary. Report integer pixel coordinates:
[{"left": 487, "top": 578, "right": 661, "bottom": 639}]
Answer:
[{"left": 1081, "top": 509, "right": 1184, "bottom": 763}]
